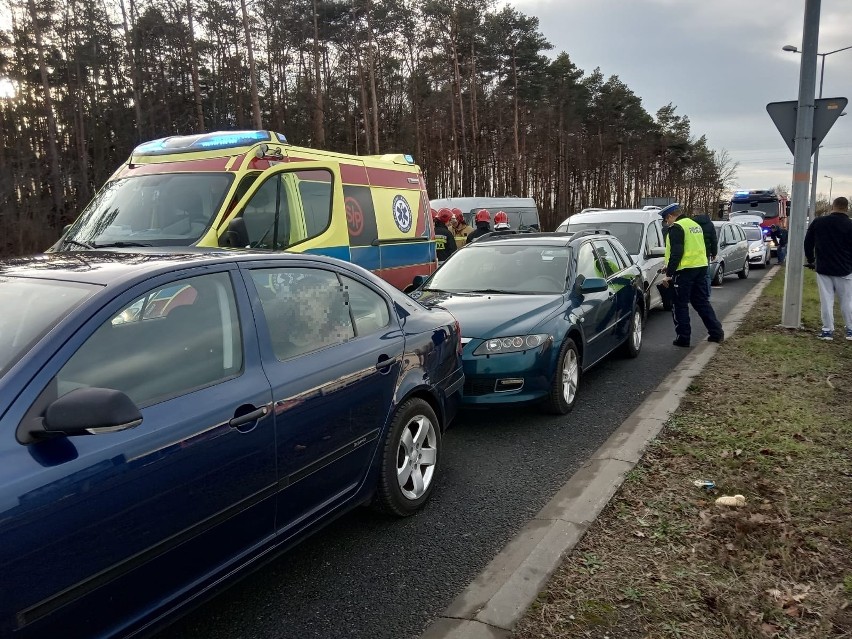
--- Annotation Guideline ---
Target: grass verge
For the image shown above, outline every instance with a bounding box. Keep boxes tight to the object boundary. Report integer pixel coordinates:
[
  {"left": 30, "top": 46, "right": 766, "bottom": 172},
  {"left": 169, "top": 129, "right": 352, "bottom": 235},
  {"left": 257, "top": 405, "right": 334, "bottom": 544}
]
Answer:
[{"left": 513, "top": 269, "right": 852, "bottom": 639}]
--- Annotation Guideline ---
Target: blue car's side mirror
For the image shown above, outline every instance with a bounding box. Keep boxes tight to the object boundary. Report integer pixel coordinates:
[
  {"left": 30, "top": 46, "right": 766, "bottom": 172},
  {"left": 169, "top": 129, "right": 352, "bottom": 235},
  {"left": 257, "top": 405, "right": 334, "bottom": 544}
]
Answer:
[{"left": 580, "top": 277, "right": 608, "bottom": 294}]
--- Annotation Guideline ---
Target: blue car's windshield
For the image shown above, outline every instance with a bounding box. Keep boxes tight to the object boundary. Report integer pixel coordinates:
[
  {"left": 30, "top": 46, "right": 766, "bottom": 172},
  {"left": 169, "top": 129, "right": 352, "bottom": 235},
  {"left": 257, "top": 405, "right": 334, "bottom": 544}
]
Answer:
[
  {"left": 0, "top": 278, "right": 98, "bottom": 376},
  {"left": 428, "top": 244, "right": 571, "bottom": 294}
]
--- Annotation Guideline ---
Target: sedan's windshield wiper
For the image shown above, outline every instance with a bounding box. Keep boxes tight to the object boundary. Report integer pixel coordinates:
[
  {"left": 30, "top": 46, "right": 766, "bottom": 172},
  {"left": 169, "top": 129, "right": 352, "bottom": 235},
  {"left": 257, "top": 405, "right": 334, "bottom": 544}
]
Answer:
[
  {"left": 91, "top": 241, "right": 154, "bottom": 248},
  {"left": 62, "top": 238, "right": 94, "bottom": 250}
]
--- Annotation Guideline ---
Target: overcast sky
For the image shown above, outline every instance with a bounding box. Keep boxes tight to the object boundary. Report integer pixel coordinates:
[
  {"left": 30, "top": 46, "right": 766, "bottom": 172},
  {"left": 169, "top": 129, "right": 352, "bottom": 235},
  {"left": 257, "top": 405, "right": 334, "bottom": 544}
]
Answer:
[{"left": 509, "top": 0, "right": 852, "bottom": 202}]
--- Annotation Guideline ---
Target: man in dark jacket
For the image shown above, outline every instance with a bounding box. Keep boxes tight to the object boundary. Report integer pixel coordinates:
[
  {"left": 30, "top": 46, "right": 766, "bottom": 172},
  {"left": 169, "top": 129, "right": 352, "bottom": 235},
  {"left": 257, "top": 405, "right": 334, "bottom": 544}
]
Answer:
[
  {"left": 466, "top": 209, "right": 492, "bottom": 243},
  {"left": 769, "top": 224, "right": 788, "bottom": 265},
  {"left": 691, "top": 209, "right": 718, "bottom": 296},
  {"left": 804, "top": 196, "right": 852, "bottom": 341},
  {"left": 434, "top": 208, "right": 457, "bottom": 262}
]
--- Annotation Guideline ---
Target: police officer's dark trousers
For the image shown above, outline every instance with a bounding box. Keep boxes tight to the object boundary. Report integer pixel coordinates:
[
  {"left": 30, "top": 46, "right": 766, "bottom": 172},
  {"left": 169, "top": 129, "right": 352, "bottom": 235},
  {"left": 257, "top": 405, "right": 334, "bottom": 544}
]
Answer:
[{"left": 671, "top": 266, "right": 723, "bottom": 343}]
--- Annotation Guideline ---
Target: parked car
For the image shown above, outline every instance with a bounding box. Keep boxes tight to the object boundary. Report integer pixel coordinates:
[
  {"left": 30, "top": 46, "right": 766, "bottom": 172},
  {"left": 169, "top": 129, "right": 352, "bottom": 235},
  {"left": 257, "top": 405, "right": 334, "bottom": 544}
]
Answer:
[
  {"left": 0, "top": 250, "right": 463, "bottom": 639},
  {"left": 410, "top": 232, "right": 644, "bottom": 415},
  {"left": 710, "top": 221, "right": 750, "bottom": 285},
  {"left": 555, "top": 208, "right": 667, "bottom": 310},
  {"left": 739, "top": 223, "right": 772, "bottom": 267}
]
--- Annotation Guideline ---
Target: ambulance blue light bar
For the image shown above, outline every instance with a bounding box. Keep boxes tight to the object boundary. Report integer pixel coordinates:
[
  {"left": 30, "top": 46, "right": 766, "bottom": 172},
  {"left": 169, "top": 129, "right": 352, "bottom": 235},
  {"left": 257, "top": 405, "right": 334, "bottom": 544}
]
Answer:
[{"left": 133, "top": 130, "right": 275, "bottom": 156}]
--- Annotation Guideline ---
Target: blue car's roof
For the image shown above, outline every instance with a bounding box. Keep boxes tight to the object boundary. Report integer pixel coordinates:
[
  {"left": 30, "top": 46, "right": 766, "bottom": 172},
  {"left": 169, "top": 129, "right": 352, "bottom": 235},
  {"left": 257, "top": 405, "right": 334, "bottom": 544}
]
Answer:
[
  {"left": 468, "top": 232, "right": 575, "bottom": 247},
  {"left": 0, "top": 250, "right": 353, "bottom": 287}
]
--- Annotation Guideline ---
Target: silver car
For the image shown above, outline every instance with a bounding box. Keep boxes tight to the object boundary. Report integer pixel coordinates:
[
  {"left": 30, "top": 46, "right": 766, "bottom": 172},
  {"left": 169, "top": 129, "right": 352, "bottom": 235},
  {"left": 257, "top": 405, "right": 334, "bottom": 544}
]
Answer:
[
  {"left": 556, "top": 209, "right": 667, "bottom": 310},
  {"left": 710, "top": 221, "right": 750, "bottom": 285},
  {"left": 739, "top": 223, "right": 771, "bottom": 267}
]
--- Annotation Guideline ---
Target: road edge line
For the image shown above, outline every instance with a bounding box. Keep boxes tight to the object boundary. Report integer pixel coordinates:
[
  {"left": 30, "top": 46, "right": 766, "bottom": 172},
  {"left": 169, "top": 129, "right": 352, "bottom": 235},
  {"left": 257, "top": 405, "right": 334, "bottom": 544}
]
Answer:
[{"left": 419, "top": 266, "right": 781, "bottom": 639}]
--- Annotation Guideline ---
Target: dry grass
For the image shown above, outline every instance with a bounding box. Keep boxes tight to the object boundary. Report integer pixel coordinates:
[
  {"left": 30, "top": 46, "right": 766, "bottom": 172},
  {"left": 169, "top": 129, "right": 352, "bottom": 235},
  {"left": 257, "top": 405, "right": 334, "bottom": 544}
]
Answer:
[{"left": 514, "top": 270, "right": 852, "bottom": 639}]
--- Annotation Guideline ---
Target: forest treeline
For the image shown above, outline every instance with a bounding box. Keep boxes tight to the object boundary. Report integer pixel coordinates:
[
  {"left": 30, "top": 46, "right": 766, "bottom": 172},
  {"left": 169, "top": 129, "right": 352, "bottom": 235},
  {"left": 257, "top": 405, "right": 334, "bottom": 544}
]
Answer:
[{"left": 0, "top": 0, "right": 737, "bottom": 257}]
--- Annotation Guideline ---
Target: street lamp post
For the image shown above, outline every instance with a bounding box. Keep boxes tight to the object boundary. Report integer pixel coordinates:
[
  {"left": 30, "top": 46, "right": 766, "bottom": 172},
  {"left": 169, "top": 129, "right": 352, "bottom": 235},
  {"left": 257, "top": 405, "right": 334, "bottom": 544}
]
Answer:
[
  {"left": 782, "top": 43, "right": 852, "bottom": 216},
  {"left": 824, "top": 175, "right": 833, "bottom": 202}
]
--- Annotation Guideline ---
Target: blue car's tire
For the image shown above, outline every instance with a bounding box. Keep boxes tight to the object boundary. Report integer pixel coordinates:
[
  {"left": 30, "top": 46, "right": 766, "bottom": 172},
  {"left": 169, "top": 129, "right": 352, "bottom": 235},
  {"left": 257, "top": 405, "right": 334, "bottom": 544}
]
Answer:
[
  {"left": 620, "top": 305, "right": 643, "bottom": 358},
  {"left": 542, "top": 337, "right": 580, "bottom": 415},
  {"left": 374, "top": 398, "right": 441, "bottom": 517}
]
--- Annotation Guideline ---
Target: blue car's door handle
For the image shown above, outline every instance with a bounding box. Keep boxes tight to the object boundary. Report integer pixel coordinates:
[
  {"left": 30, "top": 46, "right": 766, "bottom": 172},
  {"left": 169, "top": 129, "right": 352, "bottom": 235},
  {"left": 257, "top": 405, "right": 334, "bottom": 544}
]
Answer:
[
  {"left": 229, "top": 406, "right": 269, "bottom": 428},
  {"left": 376, "top": 354, "right": 400, "bottom": 373}
]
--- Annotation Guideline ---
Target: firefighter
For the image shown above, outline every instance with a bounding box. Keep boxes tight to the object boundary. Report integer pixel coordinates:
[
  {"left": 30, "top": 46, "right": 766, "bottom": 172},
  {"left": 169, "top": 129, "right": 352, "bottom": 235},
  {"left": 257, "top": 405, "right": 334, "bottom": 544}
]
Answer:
[
  {"left": 434, "top": 208, "right": 457, "bottom": 262},
  {"left": 467, "top": 209, "right": 493, "bottom": 243},
  {"left": 453, "top": 208, "right": 474, "bottom": 244}
]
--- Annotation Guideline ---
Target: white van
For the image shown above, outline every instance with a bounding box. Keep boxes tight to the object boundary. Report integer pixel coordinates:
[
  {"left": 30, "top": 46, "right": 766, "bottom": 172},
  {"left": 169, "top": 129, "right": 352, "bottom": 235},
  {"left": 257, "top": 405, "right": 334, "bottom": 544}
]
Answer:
[
  {"left": 430, "top": 197, "right": 541, "bottom": 231},
  {"left": 556, "top": 209, "right": 667, "bottom": 310}
]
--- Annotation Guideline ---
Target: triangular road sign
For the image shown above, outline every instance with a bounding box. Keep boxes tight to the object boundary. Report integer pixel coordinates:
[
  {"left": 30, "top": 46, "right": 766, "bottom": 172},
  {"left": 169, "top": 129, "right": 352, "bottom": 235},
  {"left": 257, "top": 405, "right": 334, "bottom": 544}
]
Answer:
[{"left": 766, "top": 97, "right": 847, "bottom": 155}]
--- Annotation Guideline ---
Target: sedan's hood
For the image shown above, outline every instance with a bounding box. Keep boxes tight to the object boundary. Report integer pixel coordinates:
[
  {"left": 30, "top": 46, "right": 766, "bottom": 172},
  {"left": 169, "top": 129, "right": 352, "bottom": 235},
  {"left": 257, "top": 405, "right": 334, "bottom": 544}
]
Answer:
[
  {"left": 748, "top": 240, "right": 765, "bottom": 251},
  {"left": 415, "top": 290, "right": 564, "bottom": 338}
]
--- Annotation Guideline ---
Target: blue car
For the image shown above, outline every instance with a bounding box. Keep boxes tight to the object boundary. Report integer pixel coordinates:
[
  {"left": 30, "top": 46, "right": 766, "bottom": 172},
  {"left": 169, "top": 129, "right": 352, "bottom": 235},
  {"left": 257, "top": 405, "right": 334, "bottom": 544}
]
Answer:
[
  {"left": 0, "top": 250, "right": 462, "bottom": 638},
  {"left": 411, "top": 232, "right": 644, "bottom": 414}
]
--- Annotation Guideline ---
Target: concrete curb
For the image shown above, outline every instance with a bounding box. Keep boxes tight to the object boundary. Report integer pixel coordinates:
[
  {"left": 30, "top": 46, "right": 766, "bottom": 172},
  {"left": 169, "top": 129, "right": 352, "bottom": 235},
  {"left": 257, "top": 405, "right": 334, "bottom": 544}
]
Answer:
[{"left": 420, "top": 267, "right": 781, "bottom": 639}]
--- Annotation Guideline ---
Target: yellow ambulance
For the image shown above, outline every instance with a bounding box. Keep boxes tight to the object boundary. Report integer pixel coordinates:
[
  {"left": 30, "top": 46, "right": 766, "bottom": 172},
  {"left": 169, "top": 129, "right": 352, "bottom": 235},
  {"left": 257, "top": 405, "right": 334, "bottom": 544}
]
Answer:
[{"left": 55, "top": 130, "right": 436, "bottom": 290}]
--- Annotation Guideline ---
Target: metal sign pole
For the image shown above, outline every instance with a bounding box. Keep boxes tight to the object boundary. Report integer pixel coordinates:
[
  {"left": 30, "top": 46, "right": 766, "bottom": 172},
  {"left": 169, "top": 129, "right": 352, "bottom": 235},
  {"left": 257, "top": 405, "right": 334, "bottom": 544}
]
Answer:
[{"left": 782, "top": 0, "right": 820, "bottom": 328}]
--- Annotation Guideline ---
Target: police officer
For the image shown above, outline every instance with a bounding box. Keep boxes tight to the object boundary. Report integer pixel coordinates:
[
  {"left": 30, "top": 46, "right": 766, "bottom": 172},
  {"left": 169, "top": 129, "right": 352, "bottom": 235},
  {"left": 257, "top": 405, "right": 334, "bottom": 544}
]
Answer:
[
  {"left": 467, "top": 209, "right": 492, "bottom": 243},
  {"left": 659, "top": 203, "right": 724, "bottom": 347},
  {"left": 434, "top": 208, "right": 457, "bottom": 262}
]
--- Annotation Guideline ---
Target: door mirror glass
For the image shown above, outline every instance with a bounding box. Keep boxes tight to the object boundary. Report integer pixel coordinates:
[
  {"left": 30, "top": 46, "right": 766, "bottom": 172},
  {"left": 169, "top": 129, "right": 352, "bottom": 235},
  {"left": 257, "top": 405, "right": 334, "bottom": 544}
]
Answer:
[{"left": 411, "top": 275, "right": 426, "bottom": 289}]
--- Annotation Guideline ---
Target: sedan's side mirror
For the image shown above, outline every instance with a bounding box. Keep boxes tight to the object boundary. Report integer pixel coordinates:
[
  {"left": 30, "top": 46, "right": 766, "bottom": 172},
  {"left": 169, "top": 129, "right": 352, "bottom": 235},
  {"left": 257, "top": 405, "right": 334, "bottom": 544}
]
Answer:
[
  {"left": 31, "top": 388, "right": 142, "bottom": 440},
  {"left": 646, "top": 246, "right": 665, "bottom": 258},
  {"left": 411, "top": 275, "right": 427, "bottom": 289},
  {"left": 580, "top": 277, "right": 609, "bottom": 294}
]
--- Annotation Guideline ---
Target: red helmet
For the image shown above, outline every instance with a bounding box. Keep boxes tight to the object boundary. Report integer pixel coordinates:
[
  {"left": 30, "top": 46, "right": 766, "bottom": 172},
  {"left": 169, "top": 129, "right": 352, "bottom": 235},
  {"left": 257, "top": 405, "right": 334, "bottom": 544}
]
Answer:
[
  {"left": 494, "top": 211, "right": 509, "bottom": 225},
  {"left": 430, "top": 208, "right": 439, "bottom": 220},
  {"left": 475, "top": 209, "right": 491, "bottom": 223},
  {"left": 452, "top": 208, "right": 464, "bottom": 224},
  {"left": 437, "top": 208, "right": 453, "bottom": 224}
]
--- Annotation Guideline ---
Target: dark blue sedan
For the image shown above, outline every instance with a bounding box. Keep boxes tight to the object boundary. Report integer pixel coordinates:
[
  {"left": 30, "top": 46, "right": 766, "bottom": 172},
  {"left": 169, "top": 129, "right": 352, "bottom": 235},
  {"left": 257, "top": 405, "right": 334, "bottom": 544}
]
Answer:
[
  {"left": 411, "top": 232, "right": 644, "bottom": 414},
  {"left": 0, "top": 250, "right": 463, "bottom": 638}
]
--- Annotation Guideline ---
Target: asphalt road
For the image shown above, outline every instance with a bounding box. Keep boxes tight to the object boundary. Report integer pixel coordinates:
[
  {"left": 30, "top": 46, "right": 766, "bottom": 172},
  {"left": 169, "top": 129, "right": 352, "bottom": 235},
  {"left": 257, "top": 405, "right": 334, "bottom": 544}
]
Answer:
[{"left": 158, "top": 267, "right": 772, "bottom": 639}]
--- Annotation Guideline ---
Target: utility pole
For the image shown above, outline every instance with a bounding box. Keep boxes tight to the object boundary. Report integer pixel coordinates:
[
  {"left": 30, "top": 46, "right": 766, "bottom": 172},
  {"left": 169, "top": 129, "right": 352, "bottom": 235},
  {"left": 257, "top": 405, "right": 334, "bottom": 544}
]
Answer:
[{"left": 781, "top": 0, "right": 820, "bottom": 328}]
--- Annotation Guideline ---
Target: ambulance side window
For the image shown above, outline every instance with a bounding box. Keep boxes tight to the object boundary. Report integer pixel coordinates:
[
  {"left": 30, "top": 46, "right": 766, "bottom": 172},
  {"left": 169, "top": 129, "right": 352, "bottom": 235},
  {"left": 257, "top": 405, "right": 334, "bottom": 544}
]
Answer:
[
  {"left": 241, "top": 175, "right": 292, "bottom": 249},
  {"left": 298, "top": 176, "right": 333, "bottom": 239},
  {"left": 240, "top": 169, "right": 333, "bottom": 250}
]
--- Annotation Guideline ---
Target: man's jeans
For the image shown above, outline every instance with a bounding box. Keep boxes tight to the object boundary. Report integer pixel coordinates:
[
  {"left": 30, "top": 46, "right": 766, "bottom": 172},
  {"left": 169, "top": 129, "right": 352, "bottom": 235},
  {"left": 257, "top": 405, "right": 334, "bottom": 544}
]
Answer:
[
  {"left": 777, "top": 245, "right": 787, "bottom": 265},
  {"left": 671, "top": 266, "right": 724, "bottom": 343}
]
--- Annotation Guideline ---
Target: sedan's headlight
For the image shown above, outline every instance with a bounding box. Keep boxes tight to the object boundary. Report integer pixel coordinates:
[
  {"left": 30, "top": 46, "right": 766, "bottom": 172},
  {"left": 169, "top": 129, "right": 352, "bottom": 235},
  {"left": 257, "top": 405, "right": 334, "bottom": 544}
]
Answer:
[{"left": 473, "top": 333, "right": 551, "bottom": 355}]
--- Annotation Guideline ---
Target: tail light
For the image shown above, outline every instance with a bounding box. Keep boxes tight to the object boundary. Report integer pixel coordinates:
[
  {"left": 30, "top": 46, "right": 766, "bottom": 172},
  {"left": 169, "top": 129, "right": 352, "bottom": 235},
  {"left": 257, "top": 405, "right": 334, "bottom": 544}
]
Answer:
[{"left": 453, "top": 319, "right": 463, "bottom": 356}]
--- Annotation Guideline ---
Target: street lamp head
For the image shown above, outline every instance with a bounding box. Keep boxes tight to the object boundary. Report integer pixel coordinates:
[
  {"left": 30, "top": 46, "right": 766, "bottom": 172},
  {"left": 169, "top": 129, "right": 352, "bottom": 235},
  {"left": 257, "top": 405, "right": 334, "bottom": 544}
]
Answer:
[{"left": 782, "top": 45, "right": 799, "bottom": 52}]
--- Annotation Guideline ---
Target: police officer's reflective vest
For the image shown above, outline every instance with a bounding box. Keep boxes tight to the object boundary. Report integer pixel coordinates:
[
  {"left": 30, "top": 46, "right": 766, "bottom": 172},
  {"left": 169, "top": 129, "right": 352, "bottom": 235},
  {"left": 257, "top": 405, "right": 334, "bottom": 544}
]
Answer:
[{"left": 665, "top": 217, "right": 708, "bottom": 270}]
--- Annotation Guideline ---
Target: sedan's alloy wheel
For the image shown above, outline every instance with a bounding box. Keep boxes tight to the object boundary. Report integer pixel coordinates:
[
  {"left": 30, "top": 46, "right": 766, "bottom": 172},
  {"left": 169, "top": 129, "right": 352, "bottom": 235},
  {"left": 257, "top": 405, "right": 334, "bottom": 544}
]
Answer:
[
  {"left": 396, "top": 415, "right": 437, "bottom": 500},
  {"left": 375, "top": 397, "right": 442, "bottom": 516}
]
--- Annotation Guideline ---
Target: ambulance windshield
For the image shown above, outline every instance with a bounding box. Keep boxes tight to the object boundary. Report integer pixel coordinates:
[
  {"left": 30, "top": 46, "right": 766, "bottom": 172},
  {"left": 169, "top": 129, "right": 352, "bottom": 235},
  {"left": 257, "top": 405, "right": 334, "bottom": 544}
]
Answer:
[{"left": 61, "top": 172, "right": 234, "bottom": 248}]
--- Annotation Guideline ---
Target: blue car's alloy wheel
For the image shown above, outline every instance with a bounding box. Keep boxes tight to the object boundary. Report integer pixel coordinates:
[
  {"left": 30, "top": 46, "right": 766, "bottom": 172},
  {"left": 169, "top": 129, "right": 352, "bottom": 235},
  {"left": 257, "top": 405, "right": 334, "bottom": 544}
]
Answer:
[
  {"left": 543, "top": 338, "right": 580, "bottom": 415},
  {"left": 376, "top": 398, "right": 441, "bottom": 516},
  {"left": 621, "top": 306, "right": 643, "bottom": 358}
]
